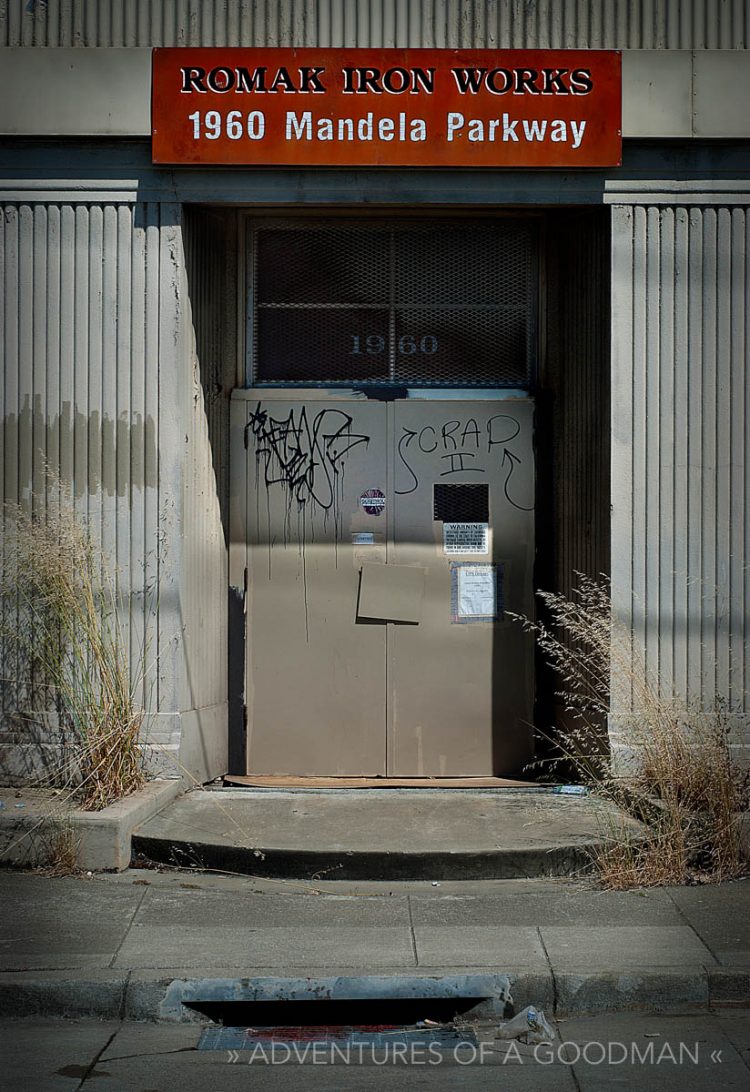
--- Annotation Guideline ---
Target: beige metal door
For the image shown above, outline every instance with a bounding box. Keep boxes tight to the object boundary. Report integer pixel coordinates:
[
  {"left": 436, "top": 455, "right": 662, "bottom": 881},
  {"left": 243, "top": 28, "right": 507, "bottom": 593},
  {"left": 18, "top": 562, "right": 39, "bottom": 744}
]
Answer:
[
  {"left": 389, "top": 398, "right": 535, "bottom": 775},
  {"left": 233, "top": 391, "right": 534, "bottom": 776},
  {"left": 235, "top": 393, "right": 388, "bottom": 775}
]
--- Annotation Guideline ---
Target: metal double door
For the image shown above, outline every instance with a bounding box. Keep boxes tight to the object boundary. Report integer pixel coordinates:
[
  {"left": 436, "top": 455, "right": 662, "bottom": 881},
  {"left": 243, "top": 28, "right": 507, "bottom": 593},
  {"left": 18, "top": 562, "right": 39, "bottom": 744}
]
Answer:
[{"left": 232, "top": 391, "right": 535, "bottom": 776}]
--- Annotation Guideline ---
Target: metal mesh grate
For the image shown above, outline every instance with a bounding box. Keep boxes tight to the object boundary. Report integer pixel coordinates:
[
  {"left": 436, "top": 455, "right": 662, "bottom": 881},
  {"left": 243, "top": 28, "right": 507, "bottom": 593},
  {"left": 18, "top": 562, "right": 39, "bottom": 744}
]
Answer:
[
  {"left": 251, "top": 221, "right": 537, "bottom": 388},
  {"left": 433, "top": 484, "right": 489, "bottom": 523},
  {"left": 256, "top": 227, "right": 390, "bottom": 305}
]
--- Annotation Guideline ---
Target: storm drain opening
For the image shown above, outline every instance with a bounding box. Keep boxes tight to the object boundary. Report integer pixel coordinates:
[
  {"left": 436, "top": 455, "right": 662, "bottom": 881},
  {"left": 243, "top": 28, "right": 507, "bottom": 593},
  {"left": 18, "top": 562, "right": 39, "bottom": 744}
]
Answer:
[
  {"left": 190, "top": 995, "right": 486, "bottom": 1027},
  {"left": 177, "top": 975, "right": 513, "bottom": 1055},
  {"left": 194, "top": 998, "right": 485, "bottom": 1053}
]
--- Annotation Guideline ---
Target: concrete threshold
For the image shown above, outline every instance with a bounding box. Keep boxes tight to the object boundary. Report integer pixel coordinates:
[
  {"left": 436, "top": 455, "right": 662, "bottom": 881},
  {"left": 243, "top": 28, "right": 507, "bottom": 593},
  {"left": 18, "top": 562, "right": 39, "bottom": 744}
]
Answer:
[{"left": 132, "top": 786, "right": 645, "bottom": 881}]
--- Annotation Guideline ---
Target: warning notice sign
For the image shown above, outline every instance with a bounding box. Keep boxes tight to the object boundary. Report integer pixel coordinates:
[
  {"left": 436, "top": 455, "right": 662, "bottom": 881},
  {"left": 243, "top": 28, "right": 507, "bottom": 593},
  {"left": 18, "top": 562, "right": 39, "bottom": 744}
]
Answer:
[{"left": 443, "top": 522, "right": 489, "bottom": 555}]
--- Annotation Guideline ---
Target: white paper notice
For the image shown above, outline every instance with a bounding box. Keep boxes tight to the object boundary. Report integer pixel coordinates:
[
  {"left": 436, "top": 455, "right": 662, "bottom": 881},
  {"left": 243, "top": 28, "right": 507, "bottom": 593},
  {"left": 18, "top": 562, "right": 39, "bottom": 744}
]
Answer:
[
  {"left": 443, "top": 522, "right": 489, "bottom": 555},
  {"left": 457, "top": 564, "right": 497, "bottom": 618}
]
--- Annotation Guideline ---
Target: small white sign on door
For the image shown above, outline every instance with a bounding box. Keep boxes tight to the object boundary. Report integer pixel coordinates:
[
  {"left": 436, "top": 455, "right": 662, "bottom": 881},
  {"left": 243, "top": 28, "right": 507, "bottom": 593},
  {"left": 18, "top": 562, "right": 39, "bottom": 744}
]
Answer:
[
  {"left": 443, "top": 522, "right": 489, "bottom": 555},
  {"left": 457, "top": 564, "right": 497, "bottom": 618}
]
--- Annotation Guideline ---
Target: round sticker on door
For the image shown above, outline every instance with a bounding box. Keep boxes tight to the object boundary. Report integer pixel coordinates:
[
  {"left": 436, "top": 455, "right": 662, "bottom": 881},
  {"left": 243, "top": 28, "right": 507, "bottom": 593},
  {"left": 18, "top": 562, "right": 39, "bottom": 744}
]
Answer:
[{"left": 360, "top": 489, "right": 386, "bottom": 516}]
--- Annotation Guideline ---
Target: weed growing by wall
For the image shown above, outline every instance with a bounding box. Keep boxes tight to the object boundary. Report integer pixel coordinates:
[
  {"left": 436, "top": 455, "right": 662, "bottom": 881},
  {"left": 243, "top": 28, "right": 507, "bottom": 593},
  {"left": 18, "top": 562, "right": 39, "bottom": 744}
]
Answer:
[
  {"left": 1, "top": 483, "right": 149, "bottom": 810},
  {"left": 513, "top": 575, "right": 749, "bottom": 886}
]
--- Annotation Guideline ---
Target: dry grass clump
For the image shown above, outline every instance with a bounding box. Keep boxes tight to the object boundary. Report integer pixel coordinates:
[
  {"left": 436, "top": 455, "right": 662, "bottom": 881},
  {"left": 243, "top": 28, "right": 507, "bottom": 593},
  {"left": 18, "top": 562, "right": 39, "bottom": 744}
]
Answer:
[
  {"left": 513, "top": 574, "right": 749, "bottom": 888},
  {"left": 35, "top": 820, "right": 80, "bottom": 876},
  {"left": 1, "top": 486, "right": 147, "bottom": 811}
]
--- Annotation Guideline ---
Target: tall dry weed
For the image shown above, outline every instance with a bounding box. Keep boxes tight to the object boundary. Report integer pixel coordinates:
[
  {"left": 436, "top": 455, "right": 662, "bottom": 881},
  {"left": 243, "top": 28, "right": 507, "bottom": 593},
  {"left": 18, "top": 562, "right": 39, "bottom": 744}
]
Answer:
[
  {"left": 513, "top": 575, "right": 749, "bottom": 887},
  {"left": 1, "top": 484, "right": 148, "bottom": 810}
]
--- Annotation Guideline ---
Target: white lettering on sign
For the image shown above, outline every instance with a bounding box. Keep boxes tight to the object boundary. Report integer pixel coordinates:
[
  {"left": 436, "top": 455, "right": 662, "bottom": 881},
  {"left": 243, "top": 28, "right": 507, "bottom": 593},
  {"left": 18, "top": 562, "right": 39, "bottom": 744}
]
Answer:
[
  {"left": 183, "top": 109, "right": 589, "bottom": 146},
  {"left": 446, "top": 111, "right": 587, "bottom": 147},
  {"left": 443, "top": 522, "right": 489, "bottom": 555},
  {"left": 285, "top": 110, "right": 427, "bottom": 142},
  {"left": 188, "top": 109, "right": 266, "bottom": 140}
]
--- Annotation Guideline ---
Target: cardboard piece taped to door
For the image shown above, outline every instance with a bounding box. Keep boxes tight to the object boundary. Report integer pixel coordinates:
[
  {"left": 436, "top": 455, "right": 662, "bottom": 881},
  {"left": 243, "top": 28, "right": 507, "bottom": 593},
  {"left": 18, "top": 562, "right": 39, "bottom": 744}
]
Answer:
[{"left": 357, "top": 563, "right": 425, "bottom": 624}]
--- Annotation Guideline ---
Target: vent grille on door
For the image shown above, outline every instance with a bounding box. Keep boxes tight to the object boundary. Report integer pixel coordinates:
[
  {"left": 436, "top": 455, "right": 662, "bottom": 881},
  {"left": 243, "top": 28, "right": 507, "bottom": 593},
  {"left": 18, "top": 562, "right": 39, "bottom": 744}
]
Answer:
[
  {"left": 433, "top": 484, "right": 490, "bottom": 523},
  {"left": 250, "top": 221, "right": 538, "bottom": 388}
]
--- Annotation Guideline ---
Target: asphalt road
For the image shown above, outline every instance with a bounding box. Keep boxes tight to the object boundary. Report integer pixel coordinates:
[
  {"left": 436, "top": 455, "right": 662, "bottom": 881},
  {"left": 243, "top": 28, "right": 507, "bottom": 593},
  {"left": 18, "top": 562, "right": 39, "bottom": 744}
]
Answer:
[{"left": 3, "top": 1010, "right": 749, "bottom": 1091}]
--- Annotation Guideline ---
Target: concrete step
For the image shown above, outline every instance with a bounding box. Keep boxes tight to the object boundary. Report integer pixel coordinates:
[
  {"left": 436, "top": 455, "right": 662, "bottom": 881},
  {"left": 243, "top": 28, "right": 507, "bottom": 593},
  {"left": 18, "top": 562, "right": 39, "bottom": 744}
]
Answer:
[{"left": 133, "top": 787, "right": 644, "bottom": 880}]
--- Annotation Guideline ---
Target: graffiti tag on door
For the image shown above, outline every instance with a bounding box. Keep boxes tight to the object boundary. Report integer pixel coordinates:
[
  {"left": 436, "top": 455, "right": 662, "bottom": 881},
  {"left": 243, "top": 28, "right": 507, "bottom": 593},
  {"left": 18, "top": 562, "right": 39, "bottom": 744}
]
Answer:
[
  {"left": 246, "top": 402, "right": 371, "bottom": 639},
  {"left": 246, "top": 403, "right": 370, "bottom": 511},
  {"left": 396, "top": 414, "right": 532, "bottom": 511}
]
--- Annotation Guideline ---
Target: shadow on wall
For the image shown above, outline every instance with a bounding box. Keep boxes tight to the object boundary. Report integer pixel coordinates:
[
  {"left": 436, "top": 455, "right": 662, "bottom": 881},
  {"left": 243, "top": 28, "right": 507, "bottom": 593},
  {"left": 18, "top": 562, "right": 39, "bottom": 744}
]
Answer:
[{"left": 3, "top": 395, "right": 158, "bottom": 498}]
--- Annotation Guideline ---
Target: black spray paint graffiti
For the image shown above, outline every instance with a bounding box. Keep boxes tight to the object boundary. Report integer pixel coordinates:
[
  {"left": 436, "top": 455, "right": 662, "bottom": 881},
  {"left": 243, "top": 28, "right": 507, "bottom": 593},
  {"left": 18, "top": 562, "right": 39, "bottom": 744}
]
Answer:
[
  {"left": 246, "top": 403, "right": 370, "bottom": 511},
  {"left": 245, "top": 403, "right": 370, "bottom": 638},
  {"left": 396, "top": 414, "right": 533, "bottom": 511}
]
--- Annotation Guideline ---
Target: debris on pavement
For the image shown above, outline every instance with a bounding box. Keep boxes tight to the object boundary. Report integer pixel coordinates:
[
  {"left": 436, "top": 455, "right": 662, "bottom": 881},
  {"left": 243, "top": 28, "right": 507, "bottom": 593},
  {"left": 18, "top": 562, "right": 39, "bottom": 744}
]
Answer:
[{"left": 495, "top": 1005, "right": 555, "bottom": 1044}]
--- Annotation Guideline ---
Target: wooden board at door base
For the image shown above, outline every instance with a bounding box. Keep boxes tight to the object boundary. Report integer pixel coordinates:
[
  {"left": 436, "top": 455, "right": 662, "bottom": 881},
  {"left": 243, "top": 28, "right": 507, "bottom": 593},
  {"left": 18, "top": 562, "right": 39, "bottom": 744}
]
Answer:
[{"left": 224, "top": 775, "right": 537, "bottom": 789}]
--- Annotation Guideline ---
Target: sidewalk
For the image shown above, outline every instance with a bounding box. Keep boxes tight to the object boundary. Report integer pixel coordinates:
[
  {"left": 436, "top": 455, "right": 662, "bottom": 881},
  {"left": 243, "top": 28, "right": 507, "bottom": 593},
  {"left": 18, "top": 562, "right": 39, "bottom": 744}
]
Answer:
[{"left": 1, "top": 867, "right": 748, "bottom": 1021}]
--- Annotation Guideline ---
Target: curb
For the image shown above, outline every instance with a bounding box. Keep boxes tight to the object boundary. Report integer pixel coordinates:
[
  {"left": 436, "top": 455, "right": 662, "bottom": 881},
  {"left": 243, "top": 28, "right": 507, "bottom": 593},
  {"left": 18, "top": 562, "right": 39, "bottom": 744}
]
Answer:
[
  {"left": 1, "top": 967, "right": 746, "bottom": 1022},
  {"left": 0, "top": 780, "right": 183, "bottom": 872},
  {"left": 131, "top": 835, "right": 598, "bottom": 881}
]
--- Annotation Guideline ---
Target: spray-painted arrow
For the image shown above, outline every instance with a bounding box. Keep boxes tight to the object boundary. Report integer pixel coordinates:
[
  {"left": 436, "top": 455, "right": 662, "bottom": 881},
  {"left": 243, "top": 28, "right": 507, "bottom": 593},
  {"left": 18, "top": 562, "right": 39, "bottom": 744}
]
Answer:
[
  {"left": 502, "top": 449, "right": 533, "bottom": 511},
  {"left": 395, "top": 427, "right": 419, "bottom": 495}
]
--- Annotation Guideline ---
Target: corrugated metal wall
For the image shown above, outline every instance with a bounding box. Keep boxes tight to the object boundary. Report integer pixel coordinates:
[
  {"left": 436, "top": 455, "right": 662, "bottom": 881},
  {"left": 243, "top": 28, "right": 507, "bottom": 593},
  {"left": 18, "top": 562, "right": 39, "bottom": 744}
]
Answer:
[
  {"left": 610, "top": 204, "right": 750, "bottom": 729},
  {"left": 2, "top": 0, "right": 747, "bottom": 49},
  {"left": 0, "top": 201, "right": 163, "bottom": 708},
  {"left": 0, "top": 199, "right": 228, "bottom": 779}
]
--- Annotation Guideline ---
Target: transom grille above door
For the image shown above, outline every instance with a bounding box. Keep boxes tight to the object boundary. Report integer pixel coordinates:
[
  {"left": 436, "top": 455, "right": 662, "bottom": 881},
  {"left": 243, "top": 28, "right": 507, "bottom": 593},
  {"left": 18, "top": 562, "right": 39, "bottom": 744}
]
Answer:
[{"left": 248, "top": 220, "right": 538, "bottom": 388}]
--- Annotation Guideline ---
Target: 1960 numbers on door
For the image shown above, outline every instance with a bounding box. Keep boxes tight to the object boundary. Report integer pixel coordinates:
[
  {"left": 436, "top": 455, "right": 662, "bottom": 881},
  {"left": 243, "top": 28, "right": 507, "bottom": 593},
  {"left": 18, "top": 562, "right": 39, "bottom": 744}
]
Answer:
[{"left": 350, "top": 335, "right": 438, "bottom": 355}]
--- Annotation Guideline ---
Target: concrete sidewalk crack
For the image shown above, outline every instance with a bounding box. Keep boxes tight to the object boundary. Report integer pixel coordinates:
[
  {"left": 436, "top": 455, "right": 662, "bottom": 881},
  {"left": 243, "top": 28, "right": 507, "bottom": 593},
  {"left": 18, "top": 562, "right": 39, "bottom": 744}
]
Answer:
[
  {"left": 108, "top": 887, "right": 150, "bottom": 969},
  {"left": 406, "top": 896, "right": 419, "bottom": 967},
  {"left": 101, "top": 1046, "right": 199, "bottom": 1063},
  {"left": 665, "top": 889, "right": 721, "bottom": 963},
  {"left": 119, "top": 970, "right": 131, "bottom": 1021},
  {"left": 75, "top": 1026, "right": 120, "bottom": 1091},
  {"left": 536, "top": 926, "right": 558, "bottom": 1014},
  {"left": 570, "top": 1060, "right": 584, "bottom": 1091}
]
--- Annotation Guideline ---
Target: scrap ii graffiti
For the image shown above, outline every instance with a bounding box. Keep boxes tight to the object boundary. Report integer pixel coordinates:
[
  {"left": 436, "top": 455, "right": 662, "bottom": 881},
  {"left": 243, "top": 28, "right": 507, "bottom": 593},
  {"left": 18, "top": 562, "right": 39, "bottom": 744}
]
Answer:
[
  {"left": 245, "top": 403, "right": 370, "bottom": 510},
  {"left": 396, "top": 413, "right": 533, "bottom": 511}
]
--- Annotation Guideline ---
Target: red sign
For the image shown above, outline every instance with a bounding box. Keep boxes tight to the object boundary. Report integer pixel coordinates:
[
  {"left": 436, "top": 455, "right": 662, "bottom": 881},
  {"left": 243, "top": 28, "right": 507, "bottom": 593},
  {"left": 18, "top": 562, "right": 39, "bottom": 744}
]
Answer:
[{"left": 152, "top": 48, "right": 621, "bottom": 168}]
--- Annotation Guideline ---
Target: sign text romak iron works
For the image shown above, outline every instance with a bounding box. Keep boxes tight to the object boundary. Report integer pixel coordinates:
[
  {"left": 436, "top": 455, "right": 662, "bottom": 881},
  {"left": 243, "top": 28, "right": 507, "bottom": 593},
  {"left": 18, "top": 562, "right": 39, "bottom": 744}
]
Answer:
[{"left": 152, "top": 48, "right": 621, "bottom": 168}]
